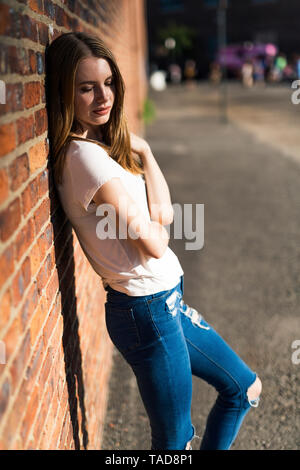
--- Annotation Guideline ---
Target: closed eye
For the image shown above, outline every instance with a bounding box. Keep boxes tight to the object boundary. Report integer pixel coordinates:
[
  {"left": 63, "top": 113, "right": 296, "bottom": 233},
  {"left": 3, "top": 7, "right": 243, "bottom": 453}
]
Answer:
[{"left": 81, "top": 80, "right": 114, "bottom": 93}]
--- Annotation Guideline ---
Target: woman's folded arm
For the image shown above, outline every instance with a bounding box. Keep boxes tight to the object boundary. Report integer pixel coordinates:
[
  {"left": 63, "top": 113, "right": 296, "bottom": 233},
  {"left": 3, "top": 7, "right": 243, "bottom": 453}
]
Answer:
[{"left": 93, "top": 177, "right": 170, "bottom": 259}]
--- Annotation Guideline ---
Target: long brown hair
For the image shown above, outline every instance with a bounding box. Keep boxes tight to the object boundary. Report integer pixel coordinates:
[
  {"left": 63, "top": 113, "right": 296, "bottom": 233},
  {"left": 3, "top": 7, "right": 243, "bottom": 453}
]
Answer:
[{"left": 45, "top": 32, "right": 144, "bottom": 186}]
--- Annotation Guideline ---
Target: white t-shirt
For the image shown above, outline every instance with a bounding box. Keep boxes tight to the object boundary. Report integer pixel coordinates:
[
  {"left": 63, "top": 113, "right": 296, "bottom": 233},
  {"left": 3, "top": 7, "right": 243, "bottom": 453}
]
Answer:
[{"left": 57, "top": 139, "right": 184, "bottom": 296}]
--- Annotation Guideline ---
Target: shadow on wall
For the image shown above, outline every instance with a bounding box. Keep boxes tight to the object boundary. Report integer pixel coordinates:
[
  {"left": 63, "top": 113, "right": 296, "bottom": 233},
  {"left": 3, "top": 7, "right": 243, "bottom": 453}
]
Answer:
[
  {"left": 49, "top": 176, "right": 88, "bottom": 449},
  {"left": 45, "top": 43, "right": 88, "bottom": 450}
]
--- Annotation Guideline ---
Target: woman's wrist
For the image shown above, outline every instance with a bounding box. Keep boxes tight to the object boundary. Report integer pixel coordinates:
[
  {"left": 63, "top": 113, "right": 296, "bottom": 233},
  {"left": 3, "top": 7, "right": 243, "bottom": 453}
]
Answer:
[{"left": 140, "top": 145, "right": 154, "bottom": 165}]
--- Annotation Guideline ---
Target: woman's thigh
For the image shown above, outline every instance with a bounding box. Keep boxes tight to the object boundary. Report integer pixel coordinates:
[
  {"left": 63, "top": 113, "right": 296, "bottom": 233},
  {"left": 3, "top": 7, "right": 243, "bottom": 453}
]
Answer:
[
  {"left": 105, "top": 288, "right": 195, "bottom": 449},
  {"left": 178, "top": 299, "right": 257, "bottom": 398}
]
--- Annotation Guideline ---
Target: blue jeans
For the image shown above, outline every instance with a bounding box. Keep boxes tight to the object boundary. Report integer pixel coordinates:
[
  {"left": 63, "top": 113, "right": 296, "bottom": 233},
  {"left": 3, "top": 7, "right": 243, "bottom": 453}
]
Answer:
[{"left": 104, "top": 275, "right": 260, "bottom": 450}]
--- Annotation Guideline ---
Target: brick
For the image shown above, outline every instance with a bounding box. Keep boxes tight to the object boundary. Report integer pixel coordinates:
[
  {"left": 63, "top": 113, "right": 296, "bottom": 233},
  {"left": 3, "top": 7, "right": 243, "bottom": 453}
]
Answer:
[
  {"left": 37, "top": 21, "right": 49, "bottom": 46},
  {"left": 29, "top": 295, "right": 48, "bottom": 345},
  {"left": 34, "top": 108, "right": 48, "bottom": 136},
  {"left": 43, "top": 0, "right": 56, "bottom": 20},
  {"left": 21, "top": 390, "right": 38, "bottom": 446},
  {"left": 0, "top": 83, "right": 24, "bottom": 117},
  {"left": 28, "top": 49, "right": 37, "bottom": 74},
  {"left": 28, "top": 140, "right": 47, "bottom": 173},
  {"left": 9, "top": 152, "right": 30, "bottom": 192},
  {"left": 21, "top": 178, "right": 40, "bottom": 217},
  {"left": 9, "top": 329, "right": 31, "bottom": 393},
  {"left": 45, "top": 272, "right": 59, "bottom": 312},
  {"left": 37, "top": 169, "right": 49, "bottom": 198},
  {"left": 7, "top": 46, "right": 30, "bottom": 75},
  {"left": 0, "top": 4, "right": 11, "bottom": 35},
  {"left": 42, "top": 301, "right": 58, "bottom": 346},
  {"left": 0, "top": 245, "right": 14, "bottom": 289},
  {"left": 28, "top": 0, "right": 44, "bottom": 15},
  {"left": 3, "top": 375, "right": 31, "bottom": 449},
  {"left": 34, "top": 198, "right": 50, "bottom": 235},
  {"left": 41, "top": 83, "right": 46, "bottom": 103},
  {"left": 11, "top": 256, "right": 31, "bottom": 307},
  {"left": 29, "top": 240, "right": 41, "bottom": 278},
  {"left": 0, "top": 378, "right": 10, "bottom": 422},
  {"left": 25, "top": 336, "right": 44, "bottom": 388},
  {"left": 0, "top": 168, "right": 9, "bottom": 205},
  {"left": 4, "top": 7, "right": 22, "bottom": 40},
  {"left": 14, "top": 217, "right": 35, "bottom": 262},
  {"left": 38, "top": 344, "right": 53, "bottom": 387},
  {"left": 58, "top": 412, "right": 70, "bottom": 448},
  {"left": 66, "top": 0, "right": 77, "bottom": 13},
  {"left": 36, "top": 252, "right": 52, "bottom": 296},
  {"left": 24, "top": 82, "right": 40, "bottom": 109},
  {"left": 20, "top": 281, "right": 38, "bottom": 331},
  {"left": 2, "top": 315, "right": 22, "bottom": 363},
  {"left": 53, "top": 5, "right": 65, "bottom": 27},
  {"left": 0, "top": 288, "right": 12, "bottom": 331},
  {"left": 37, "top": 224, "right": 53, "bottom": 261},
  {"left": 21, "top": 14, "right": 38, "bottom": 42},
  {"left": 16, "top": 114, "right": 35, "bottom": 145},
  {"left": 0, "top": 123, "right": 16, "bottom": 157},
  {"left": 0, "top": 198, "right": 21, "bottom": 242}
]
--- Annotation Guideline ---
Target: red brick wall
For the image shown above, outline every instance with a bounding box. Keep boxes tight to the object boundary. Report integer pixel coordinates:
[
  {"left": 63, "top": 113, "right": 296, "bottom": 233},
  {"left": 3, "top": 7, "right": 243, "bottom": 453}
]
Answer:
[{"left": 0, "top": 0, "right": 148, "bottom": 450}]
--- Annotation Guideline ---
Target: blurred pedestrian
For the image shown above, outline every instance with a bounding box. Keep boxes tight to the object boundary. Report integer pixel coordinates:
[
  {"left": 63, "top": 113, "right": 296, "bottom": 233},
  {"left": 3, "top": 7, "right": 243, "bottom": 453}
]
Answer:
[
  {"left": 184, "top": 59, "right": 197, "bottom": 88},
  {"left": 168, "top": 63, "right": 182, "bottom": 84},
  {"left": 209, "top": 62, "right": 222, "bottom": 85},
  {"left": 272, "top": 53, "right": 287, "bottom": 82},
  {"left": 253, "top": 55, "right": 265, "bottom": 87},
  {"left": 241, "top": 60, "right": 254, "bottom": 88}
]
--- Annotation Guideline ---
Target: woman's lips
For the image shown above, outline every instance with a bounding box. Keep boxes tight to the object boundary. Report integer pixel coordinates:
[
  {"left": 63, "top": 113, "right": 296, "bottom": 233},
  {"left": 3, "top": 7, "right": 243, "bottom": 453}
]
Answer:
[{"left": 93, "top": 107, "right": 111, "bottom": 115}]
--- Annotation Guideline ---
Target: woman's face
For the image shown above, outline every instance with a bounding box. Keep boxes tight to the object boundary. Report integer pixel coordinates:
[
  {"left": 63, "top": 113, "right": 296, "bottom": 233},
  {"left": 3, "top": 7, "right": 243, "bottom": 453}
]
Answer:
[{"left": 74, "top": 56, "right": 115, "bottom": 137}]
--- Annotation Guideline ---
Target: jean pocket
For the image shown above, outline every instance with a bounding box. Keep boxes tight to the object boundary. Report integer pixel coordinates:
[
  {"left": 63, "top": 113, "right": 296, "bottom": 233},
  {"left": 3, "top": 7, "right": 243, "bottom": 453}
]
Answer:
[
  {"left": 105, "top": 303, "right": 141, "bottom": 354},
  {"left": 146, "top": 289, "right": 182, "bottom": 337}
]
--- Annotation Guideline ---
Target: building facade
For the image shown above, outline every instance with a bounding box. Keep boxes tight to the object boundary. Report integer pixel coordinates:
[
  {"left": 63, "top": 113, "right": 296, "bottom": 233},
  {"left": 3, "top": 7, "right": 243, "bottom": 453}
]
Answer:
[{"left": 146, "top": 0, "right": 300, "bottom": 78}]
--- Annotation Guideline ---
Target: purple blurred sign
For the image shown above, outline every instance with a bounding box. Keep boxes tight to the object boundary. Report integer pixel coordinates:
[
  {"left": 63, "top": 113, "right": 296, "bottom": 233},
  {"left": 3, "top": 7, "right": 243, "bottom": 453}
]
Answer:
[{"left": 216, "top": 43, "right": 278, "bottom": 72}]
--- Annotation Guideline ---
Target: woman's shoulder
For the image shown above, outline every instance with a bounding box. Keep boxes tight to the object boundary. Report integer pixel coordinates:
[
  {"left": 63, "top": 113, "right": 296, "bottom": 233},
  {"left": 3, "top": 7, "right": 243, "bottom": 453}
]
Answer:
[
  {"left": 65, "top": 137, "right": 127, "bottom": 180},
  {"left": 67, "top": 136, "right": 110, "bottom": 157}
]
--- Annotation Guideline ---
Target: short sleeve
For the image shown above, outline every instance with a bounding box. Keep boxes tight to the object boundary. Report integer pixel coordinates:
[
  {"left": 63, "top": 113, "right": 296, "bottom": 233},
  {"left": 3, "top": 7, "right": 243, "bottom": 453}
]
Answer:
[{"left": 67, "top": 140, "right": 125, "bottom": 211}]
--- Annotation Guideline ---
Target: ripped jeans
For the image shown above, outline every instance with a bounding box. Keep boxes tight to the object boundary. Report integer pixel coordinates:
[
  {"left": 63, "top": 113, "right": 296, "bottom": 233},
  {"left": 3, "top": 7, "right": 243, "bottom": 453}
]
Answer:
[{"left": 104, "top": 275, "right": 260, "bottom": 450}]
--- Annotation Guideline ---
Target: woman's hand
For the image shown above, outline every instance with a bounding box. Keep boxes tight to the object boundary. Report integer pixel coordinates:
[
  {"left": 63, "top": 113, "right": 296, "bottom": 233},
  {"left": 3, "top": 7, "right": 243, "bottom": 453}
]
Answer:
[{"left": 130, "top": 132, "right": 151, "bottom": 160}]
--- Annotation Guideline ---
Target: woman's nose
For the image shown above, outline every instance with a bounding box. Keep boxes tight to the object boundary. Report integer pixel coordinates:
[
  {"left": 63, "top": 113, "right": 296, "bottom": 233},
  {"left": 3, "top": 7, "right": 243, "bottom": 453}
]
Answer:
[{"left": 95, "top": 86, "right": 109, "bottom": 102}]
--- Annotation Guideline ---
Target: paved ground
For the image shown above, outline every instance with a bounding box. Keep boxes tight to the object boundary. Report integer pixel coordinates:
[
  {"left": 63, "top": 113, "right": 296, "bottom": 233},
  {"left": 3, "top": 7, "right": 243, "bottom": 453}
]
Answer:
[{"left": 101, "top": 81, "right": 300, "bottom": 450}]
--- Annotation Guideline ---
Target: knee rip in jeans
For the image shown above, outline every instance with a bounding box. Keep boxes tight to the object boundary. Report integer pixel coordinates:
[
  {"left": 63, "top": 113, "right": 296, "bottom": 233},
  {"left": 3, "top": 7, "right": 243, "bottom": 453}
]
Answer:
[
  {"left": 185, "top": 427, "right": 200, "bottom": 450},
  {"left": 247, "top": 376, "right": 262, "bottom": 408},
  {"left": 179, "top": 298, "right": 210, "bottom": 330}
]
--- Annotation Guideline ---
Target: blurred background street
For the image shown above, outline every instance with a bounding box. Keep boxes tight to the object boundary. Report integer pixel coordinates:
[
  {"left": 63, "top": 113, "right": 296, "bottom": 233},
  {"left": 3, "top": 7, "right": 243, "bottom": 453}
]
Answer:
[{"left": 102, "top": 81, "right": 300, "bottom": 450}]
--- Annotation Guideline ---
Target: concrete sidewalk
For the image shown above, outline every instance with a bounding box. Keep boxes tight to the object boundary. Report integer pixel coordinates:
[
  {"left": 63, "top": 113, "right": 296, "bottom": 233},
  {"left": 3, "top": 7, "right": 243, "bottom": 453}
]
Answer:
[{"left": 101, "top": 83, "right": 300, "bottom": 450}]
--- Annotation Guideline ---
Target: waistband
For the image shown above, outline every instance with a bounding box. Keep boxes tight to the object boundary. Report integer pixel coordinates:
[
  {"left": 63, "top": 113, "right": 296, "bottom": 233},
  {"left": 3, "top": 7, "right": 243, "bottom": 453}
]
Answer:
[{"left": 105, "top": 274, "right": 184, "bottom": 302}]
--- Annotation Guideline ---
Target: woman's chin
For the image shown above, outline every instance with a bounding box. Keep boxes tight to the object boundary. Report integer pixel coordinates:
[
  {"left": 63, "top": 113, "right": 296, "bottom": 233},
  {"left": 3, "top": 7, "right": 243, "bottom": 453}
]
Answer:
[{"left": 92, "top": 114, "right": 111, "bottom": 125}]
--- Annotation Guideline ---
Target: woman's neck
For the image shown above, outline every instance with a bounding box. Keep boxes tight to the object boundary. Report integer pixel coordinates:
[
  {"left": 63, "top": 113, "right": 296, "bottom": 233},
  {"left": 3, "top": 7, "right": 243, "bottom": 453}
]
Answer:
[{"left": 72, "top": 124, "right": 104, "bottom": 143}]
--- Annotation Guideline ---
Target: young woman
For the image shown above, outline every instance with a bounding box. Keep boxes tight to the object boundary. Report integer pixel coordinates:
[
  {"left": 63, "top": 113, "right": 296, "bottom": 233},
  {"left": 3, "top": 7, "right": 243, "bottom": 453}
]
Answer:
[{"left": 46, "top": 32, "right": 262, "bottom": 450}]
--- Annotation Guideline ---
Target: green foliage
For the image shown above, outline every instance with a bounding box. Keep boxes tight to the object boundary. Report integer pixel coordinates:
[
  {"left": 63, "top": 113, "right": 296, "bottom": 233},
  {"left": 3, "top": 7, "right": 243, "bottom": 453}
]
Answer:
[
  {"left": 157, "top": 21, "right": 196, "bottom": 59},
  {"left": 142, "top": 97, "right": 156, "bottom": 125}
]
